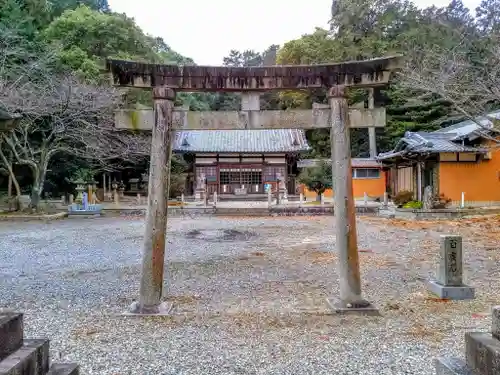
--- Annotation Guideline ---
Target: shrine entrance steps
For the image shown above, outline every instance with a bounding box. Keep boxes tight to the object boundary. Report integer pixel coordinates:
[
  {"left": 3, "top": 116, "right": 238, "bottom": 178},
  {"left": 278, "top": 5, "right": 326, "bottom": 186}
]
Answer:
[{"left": 0, "top": 312, "right": 79, "bottom": 375}]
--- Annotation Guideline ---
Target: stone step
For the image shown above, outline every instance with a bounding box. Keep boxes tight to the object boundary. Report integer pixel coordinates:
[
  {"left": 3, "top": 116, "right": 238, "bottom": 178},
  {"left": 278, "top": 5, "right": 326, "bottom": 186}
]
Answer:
[
  {"left": 0, "top": 339, "right": 49, "bottom": 375},
  {"left": 46, "top": 363, "right": 79, "bottom": 375},
  {"left": 465, "top": 332, "right": 500, "bottom": 374},
  {"left": 0, "top": 313, "right": 23, "bottom": 361},
  {"left": 434, "top": 357, "right": 473, "bottom": 375}
]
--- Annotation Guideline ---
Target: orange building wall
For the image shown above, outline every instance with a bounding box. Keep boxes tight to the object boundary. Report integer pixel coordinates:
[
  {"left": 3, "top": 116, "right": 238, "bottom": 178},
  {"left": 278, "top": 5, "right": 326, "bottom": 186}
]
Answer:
[
  {"left": 301, "top": 170, "right": 387, "bottom": 199},
  {"left": 439, "top": 150, "right": 500, "bottom": 203}
]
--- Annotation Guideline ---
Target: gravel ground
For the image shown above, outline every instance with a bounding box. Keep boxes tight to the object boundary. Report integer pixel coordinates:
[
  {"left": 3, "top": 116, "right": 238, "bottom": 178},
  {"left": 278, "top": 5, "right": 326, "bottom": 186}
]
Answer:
[{"left": 0, "top": 215, "right": 498, "bottom": 375}]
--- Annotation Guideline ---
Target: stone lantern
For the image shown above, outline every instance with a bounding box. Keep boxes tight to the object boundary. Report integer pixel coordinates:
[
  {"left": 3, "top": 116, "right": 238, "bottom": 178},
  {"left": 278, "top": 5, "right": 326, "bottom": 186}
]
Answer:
[
  {"left": 118, "top": 181, "right": 125, "bottom": 197},
  {"left": 72, "top": 179, "right": 86, "bottom": 203}
]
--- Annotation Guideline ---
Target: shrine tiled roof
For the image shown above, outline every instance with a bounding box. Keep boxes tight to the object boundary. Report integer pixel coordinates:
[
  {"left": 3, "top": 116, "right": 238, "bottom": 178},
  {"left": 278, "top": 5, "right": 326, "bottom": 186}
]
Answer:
[
  {"left": 173, "top": 129, "right": 310, "bottom": 153},
  {"left": 376, "top": 131, "right": 487, "bottom": 161},
  {"left": 297, "top": 158, "right": 382, "bottom": 168},
  {"left": 376, "top": 110, "right": 500, "bottom": 161}
]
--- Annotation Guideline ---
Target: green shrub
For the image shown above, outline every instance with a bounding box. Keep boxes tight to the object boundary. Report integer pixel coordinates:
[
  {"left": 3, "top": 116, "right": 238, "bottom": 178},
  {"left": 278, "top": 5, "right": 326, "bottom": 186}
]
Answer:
[
  {"left": 403, "top": 200, "right": 423, "bottom": 209},
  {"left": 393, "top": 190, "right": 414, "bottom": 207}
]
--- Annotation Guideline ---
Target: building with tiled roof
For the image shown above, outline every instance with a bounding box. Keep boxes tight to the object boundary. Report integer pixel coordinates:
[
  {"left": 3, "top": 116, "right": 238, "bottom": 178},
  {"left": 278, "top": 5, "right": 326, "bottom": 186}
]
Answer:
[
  {"left": 376, "top": 111, "right": 500, "bottom": 205},
  {"left": 173, "top": 129, "right": 310, "bottom": 196}
]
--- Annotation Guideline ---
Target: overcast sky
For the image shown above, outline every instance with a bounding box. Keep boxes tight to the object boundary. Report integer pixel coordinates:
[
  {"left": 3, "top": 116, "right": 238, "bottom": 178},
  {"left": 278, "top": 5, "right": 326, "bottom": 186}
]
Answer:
[{"left": 107, "top": 0, "right": 481, "bottom": 66}]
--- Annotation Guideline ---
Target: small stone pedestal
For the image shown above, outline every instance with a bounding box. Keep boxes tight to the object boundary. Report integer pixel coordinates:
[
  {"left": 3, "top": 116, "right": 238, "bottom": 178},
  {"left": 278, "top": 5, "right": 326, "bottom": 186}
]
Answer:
[
  {"left": 427, "top": 235, "right": 475, "bottom": 300},
  {"left": 435, "top": 306, "right": 500, "bottom": 375},
  {"left": 195, "top": 188, "right": 205, "bottom": 202}
]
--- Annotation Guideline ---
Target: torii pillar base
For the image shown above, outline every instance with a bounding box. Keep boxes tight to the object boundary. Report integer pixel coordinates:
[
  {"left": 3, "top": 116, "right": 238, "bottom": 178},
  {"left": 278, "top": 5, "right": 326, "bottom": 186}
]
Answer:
[
  {"left": 326, "top": 299, "right": 380, "bottom": 316},
  {"left": 123, "top": 301, "right": 173, "bottom": 316}
]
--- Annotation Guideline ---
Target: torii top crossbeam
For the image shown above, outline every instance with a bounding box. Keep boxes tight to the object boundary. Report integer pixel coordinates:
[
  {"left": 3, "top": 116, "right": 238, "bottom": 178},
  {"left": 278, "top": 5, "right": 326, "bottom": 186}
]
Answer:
[{"left": 106, "top": 55, "right": 402, "bottom": 91}]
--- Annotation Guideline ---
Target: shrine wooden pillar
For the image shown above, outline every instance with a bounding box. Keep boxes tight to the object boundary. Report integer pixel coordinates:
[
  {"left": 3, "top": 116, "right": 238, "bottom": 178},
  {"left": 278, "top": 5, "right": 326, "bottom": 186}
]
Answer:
[
  {"left": 129, "top": 86, "right": 175, "bottom": 315},
  {"left": 328, "top": 86, "right": 376, "bottom": 314}
]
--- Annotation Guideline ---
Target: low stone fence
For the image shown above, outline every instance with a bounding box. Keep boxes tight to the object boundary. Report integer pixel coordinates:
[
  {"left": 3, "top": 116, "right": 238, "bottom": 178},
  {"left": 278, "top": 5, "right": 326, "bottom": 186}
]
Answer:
[
  {"left": 394, "top": 207, "right": 500, "bottom": 220},
  {"left": 101, "top": 207, "right": 216, "bottom": 218},
  {"left": 99, "top": 205, "right": 381, "bottom": 218},
  {"left": 269, "top": 205, "right": 378, "bottom": 216},
  {"left": 0, "top": 211, "right": 68, "bottom": 222}
]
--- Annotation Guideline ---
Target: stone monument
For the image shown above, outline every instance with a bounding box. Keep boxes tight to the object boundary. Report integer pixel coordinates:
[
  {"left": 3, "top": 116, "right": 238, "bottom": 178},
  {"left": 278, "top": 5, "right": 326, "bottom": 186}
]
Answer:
[
  {"left": 435, "top": 305, "right": 500, "bottom": 375},
  {"left": 195, "top": 173, "right": 206, "bottom": 202},
  {"left": 427, "top": 235, "right": 475, "bottom": 300},
  {"left": 423, "top": 185, "right": 433, "bottom": 209},
  {"left": 282, "top": 188, "right": 288, "bottom": 203}
]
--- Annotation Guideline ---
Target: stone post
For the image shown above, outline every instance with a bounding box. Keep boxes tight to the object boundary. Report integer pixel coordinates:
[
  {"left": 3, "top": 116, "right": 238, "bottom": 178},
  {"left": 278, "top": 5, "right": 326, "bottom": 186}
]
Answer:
[
  {"left": 103, "top": 174, "right": 107, "bottom": 198},
  {"left": 275, "top": 179, "right": 281, "bottom": 205},
  {"left": 204, "top": 182, "right": 209, "bottom": 207},
  {"left": 299, "top": 193, "right": 304, "bottom": 206},
  {"left": 267, "top": 188, "right": 272, "bottom": 207},
  {"left": 427, "top": 235, "right": 474, "bottom": 300},
  {"left": 213, "top": 192, "right": 217, "bottom": 207},
  {"left": 364, "top": 192, "right": 368, "bottom": 207},
  {"left": 320, "top": 193, "right": 324, "bottom": 205},
  {"left": 129, "top": 86, "right": 175, "bottom": 315},
  {"left": 327, "top": 86, "right": 377, "bottom": 314},
  {"left": 383, "top": 192, "right": 388, "bottom": 207},
  {"left": 113, "top": 186, "right": 119, "bottom": 205},
  {"left": 367, "top": 88, "right": 377, "bottom": 158},
  {"left": 137, "top": 193, "right": 141, "bottom": 205},
  {"left": 493, "top": 306, "right": 500, "bottom": 340},
  {"left": 435, "top": 305, "right": 500, "bottom": 374},
  {"left": 181, "top": 193, "right": 185, "bottom": 204},
  {"left": 69, "top": 194, "right": 74, "bottom": 205}
]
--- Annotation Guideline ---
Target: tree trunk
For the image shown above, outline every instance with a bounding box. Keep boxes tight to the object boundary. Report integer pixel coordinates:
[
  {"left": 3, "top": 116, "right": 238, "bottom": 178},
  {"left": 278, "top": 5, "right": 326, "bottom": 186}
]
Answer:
[
  {"left": 0, "top": 146, "right": 22, "bottom": 211},
  {"left": 30, "top": 186, "right": 41, "bottom": 211},
  {"left": 29, "top": 162, "right": 48, "bottom": 212}
]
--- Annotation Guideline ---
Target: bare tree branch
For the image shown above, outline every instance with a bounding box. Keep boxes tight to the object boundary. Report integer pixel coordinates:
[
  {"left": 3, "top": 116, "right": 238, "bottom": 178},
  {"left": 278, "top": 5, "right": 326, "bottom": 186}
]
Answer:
[
  {"left": 0, "top": 30, "right": 151, "bottom": 206},
  {"left": 399, "top": 25, "right": 500, "bottom": 139}
]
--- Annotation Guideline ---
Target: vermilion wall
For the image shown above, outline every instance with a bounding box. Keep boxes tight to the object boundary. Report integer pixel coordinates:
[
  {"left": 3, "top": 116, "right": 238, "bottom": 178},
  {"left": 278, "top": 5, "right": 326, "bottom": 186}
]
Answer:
[
  {"left": 439, "top": 150, "right": 500, "bottom": 203},
  {"left": 301, "top": 170, "right": 387, "bottom": 199}
]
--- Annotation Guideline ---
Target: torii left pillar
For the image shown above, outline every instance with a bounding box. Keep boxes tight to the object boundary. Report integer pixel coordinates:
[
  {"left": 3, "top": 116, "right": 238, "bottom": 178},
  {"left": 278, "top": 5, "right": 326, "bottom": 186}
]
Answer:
[
  {"left": 128, "top": 86, "right": 175, "bottom": 315},
  {"left": 327, "top": 86, "right": 378, "bottom": 315}
]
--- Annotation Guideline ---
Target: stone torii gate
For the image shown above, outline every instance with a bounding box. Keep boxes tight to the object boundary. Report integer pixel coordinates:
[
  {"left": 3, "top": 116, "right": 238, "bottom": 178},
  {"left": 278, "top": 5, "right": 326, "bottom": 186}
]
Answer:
[{"left": 107, "top": 56, "right": 402, "bottom": 315}]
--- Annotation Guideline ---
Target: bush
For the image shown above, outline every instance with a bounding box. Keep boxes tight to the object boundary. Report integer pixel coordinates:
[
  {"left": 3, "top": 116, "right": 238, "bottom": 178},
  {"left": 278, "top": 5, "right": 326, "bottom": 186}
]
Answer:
[
  {"left": 393, "top": 190, "right": 414, "bottom": 207},
  {"left": 432, "top": 193, "right": 451, "bottom": 209},
  {"left": 403, "top": 200, "right": 423, "bottom": 209},
  {"left": 168, "top": 173, "right": 187, "bottom": 198}
]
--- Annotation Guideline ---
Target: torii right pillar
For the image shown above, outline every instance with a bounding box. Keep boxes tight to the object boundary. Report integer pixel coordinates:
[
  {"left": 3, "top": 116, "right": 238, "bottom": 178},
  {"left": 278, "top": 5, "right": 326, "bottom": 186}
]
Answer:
[{"left": 328, "top": 85, "right": 379, "bottom": 315}]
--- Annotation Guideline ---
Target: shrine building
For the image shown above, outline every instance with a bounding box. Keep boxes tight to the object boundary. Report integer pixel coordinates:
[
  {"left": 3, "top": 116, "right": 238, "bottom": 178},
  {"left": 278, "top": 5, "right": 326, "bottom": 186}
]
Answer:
[{"left": 173, "top": 129, "right": 310, "bottom": 197}]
